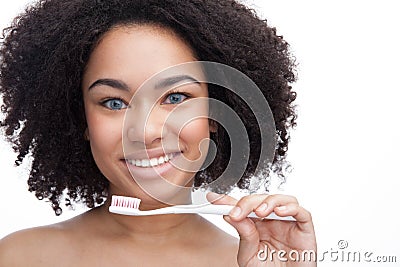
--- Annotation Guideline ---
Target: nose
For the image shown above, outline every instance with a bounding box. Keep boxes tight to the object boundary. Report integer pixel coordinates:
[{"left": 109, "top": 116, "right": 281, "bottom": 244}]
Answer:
[{"left": 124, "top": 103, "right": 167, "bottom": 146}]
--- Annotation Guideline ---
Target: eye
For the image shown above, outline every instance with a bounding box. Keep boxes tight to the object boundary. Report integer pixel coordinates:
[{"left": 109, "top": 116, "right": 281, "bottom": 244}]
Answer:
[
  {"left": 102, "top": 98, "right": 128, "bottom": 110},
  {"left": 163, "top": 92, "right": 188, "bottom": 105}
]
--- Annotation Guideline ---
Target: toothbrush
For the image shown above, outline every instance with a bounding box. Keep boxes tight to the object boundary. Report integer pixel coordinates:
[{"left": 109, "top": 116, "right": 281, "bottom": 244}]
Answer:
[{"left": 109, "top": 195, "right": 296, "bottom": 221}]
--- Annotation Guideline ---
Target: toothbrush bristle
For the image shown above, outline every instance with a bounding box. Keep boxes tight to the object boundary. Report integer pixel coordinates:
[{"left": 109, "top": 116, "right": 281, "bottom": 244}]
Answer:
[{"left": 111, "top": 195, "right": 141, "bottom": 209}]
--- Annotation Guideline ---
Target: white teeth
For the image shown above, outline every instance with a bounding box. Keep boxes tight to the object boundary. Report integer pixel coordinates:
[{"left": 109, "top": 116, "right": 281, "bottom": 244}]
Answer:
[
  {"left": 141, "top": 159, "right": 150, "bottom": 167},
  {"left": 150, "top": 158, "right": 158, "bottom": 166},
  {"left": 127, "top": 153, "right": 178, "bottom": 168}
]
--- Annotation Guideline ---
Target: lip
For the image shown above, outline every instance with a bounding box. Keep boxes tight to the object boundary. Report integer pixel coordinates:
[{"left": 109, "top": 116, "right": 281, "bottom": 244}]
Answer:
[{"left": 122, "top": 152, "right": 182, "bottom": 180}]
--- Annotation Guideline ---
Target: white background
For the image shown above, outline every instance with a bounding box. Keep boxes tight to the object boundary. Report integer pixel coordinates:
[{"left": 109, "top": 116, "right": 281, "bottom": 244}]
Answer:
[{"left": 1, "top": 1, "right": 399, "bottom": 266}]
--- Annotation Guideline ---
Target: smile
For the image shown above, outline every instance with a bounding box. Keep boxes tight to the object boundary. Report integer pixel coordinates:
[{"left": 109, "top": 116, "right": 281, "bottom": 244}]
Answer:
[{"left": 125, "top": 152, "right": 179, "bottom": 168}]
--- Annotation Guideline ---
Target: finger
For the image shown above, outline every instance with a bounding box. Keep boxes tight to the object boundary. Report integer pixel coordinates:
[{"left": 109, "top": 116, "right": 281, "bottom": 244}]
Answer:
[
  {"left": 273, "top": 203, "right": 314, "bottom": 233},
  {"left": 251, "top": 194, "right": 299, "bottom": 219},
  {"left": 206, "top": 192, "right": 238, "bottom": 206},
  {"left": 207, "top": 191, "right": 262, "bottom": 260},
  {"left": 228, "top": 194, "right": 274, "bottom": 221},
  {"left": 223, "top": 215, "right": 260, "bottom": 266}
]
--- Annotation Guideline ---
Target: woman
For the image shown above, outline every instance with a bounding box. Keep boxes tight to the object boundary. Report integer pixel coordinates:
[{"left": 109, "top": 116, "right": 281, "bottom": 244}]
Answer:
[{"left": 0, "top": 0, "right": 316, "bottom": 265}]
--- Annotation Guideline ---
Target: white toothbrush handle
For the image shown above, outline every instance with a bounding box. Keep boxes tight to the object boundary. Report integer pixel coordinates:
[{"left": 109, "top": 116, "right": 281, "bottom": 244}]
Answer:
[
  {"left": 109, "top": 204, "right": 295, "bottom": 221},
  {"left": 173, "top": 204, "right": 296, "bottom": 221}
]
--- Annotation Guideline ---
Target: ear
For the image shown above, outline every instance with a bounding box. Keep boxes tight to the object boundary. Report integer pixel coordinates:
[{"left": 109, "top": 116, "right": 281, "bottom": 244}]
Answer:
[
  {"left": 84, "top": 127, "right": 90, "bottom": 141},
  {"left": 209, "top": 119, "right": 217, "bottom": 133}
]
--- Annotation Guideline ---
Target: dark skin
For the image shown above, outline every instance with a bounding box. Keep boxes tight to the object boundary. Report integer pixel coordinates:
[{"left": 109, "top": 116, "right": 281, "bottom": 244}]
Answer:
[
  {"left": 210, "top": 193, "right": 317, "bottom": 267},
  {"left": 0, "top": 25, "right": 316, "bottom": 267},
  {"left": 0, "top": 0, "right": 298, "bottom": 213},
  {"left": 0, "top": 208, "right": 238, "bottom": 267},
  {"left": 0, "top": 193, "right": 315, "bottom": 267}
]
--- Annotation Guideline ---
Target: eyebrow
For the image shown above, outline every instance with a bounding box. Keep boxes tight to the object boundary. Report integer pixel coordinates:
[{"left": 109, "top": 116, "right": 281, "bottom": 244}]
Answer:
[
  {"left": 154, "top": 75, "right": 200, "bottom": 89},
  {"left": 88, "top": 75, "right": 200, "bottom": 92},
  {"left": 88, "top": 78, "right": 129, "bottom": 91}
]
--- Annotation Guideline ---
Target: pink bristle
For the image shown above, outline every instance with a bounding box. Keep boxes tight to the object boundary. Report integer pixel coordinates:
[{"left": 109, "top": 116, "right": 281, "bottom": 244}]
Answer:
[{"left": 111, "top": 195, "right": 141, "bottom": 209}]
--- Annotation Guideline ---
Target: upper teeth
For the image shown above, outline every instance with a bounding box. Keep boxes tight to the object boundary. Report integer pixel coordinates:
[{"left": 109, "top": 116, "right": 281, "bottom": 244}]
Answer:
[{"left": 127, "top": 153, "right": 176, "bottom": 168}]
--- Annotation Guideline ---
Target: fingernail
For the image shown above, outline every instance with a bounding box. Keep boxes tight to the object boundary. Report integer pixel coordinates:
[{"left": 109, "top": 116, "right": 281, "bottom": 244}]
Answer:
[
  {"left": 256, "top": 203, "right": 268, "bottom": 212},
  {"left": 230, "top": 206, "right": 241, "bottom": 217},
  {"left": 276, "top": 206, "right": 287, "bottom": 211}
]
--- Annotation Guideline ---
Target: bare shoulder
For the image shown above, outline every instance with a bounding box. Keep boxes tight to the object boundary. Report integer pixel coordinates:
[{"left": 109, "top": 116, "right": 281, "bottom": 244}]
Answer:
[
  {"left": 0, "top": 225, "right": 68, "bottom": 266},
  {"left": 196, "top": 217, "right": 239, "bottom": 266},
  {"left": 211, "top": 230, "right": 239, "bottom": 266},
  {"left": 0, "top": 211, "right": 94, "bottom": 267}
]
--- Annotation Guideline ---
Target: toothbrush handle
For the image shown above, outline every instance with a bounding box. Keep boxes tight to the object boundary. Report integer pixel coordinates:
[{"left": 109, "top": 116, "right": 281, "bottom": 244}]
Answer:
[{"left": 176, "top": 204, "right": 296, "bottom": 221}]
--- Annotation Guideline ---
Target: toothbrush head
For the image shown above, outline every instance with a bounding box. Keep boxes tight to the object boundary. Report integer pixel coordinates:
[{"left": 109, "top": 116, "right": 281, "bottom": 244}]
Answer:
[{"left": 109, "top": 195, "right": 142, "bottom": 215}]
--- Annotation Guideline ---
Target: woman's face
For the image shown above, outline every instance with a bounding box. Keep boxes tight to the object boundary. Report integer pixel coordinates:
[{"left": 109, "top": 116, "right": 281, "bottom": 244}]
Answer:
[{"left": 82, "top": 25, "right": 210, "bottom": 205}]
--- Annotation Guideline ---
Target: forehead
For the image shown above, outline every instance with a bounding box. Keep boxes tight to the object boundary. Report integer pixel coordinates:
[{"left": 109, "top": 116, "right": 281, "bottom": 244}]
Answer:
[{"left": 82, "top": 24, "right": 198, "bottom": 91}]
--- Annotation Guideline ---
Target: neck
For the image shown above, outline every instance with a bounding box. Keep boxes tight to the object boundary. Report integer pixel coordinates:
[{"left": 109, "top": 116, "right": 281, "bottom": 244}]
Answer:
[{"left": 97, "top": 193, "right": 202, "bottom": 245}]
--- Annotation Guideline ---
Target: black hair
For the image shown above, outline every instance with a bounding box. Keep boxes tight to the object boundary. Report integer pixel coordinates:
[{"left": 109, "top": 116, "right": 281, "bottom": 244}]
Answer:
[{"left": 0, "top": 0, "right": 297, "bottom": 214}]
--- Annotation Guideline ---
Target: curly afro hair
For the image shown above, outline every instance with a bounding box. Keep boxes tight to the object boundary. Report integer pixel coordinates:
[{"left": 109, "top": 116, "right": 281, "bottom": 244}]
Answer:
[{"left": 0, "top": 0, "right": 297, "bottom": 215}]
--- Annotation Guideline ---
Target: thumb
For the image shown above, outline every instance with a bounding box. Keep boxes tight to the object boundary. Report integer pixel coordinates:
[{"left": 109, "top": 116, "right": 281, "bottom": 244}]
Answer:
[
  {"left": 224, "top": 216, "right": 260, "bottom": 266},
  {"left": 206, "top": 192, "right": 261, "bottom": 266}
]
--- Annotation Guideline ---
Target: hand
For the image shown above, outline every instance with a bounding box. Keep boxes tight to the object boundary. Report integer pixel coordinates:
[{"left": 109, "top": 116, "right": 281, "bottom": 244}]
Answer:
[{"left": 207, "top": 192, "right": 317, "bottom": 267}]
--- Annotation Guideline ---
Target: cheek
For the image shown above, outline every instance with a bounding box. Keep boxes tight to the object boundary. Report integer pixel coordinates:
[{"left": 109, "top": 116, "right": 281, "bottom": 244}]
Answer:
[
  {"left": 86, "top": 110, "right": 123, "bottom": 160},
  {"left": 179, "top": 118, "right": 210, "bottom": 153}
]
